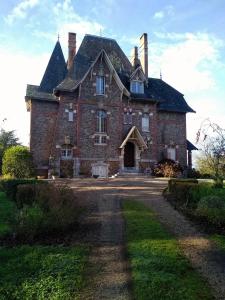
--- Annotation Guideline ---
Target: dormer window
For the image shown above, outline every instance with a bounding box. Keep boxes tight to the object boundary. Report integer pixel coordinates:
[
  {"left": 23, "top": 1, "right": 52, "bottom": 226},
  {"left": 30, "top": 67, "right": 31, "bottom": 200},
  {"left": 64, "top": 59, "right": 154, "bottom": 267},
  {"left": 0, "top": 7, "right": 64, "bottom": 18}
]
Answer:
[
  {"left": 96, "top": 76, "right": 105, "bottom": 95},
  {"left": 130, "top": 80, "right": 144, "bottom": 94}
]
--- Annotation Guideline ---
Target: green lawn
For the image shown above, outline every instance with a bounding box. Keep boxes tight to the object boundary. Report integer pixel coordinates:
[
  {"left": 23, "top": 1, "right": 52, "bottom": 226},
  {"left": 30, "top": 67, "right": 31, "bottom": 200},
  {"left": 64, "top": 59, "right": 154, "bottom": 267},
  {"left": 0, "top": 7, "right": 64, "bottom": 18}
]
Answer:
[
  {"left": 123, "top": 200, "right": 214, "bottom": 300},
  {"left": 0, "top": 191, "right": 16, "bottom": 237},
  {"left": 0, "top": 245, "right": 89, "bottom": 300}
]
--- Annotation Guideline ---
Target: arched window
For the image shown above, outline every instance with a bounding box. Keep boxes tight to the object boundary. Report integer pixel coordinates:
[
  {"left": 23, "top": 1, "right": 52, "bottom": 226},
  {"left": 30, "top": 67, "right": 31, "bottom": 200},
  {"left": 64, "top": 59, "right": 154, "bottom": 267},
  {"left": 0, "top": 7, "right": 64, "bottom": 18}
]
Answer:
[
  {"left": 97, "top": 110, "right": 107, "bottom": 133},
  {"left": 142, "top": 113, "right": 149, "bottom": 132}
]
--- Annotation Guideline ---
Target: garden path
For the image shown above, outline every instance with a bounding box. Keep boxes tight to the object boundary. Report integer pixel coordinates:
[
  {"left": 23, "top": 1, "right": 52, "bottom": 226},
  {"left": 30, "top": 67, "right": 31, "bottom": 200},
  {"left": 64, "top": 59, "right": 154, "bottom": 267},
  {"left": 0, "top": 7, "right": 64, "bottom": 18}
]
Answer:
[{"left": 68, "top": 177, "right": 225, "bottom": 300}]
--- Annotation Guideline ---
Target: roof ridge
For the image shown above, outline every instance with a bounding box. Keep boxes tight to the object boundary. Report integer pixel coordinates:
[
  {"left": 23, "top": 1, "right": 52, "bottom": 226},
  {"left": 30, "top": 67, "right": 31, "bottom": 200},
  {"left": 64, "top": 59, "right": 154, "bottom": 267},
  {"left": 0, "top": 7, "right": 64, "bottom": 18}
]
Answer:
[{"left": 85, "top": 34, "right": 117, "bottom": 42}]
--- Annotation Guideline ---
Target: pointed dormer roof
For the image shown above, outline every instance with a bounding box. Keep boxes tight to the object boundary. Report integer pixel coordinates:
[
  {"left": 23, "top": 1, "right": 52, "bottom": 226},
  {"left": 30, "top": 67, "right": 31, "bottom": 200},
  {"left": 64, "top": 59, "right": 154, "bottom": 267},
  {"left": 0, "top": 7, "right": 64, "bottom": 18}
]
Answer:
[{"left": 39, "top": 41, "right": 67, "bottom": 93}]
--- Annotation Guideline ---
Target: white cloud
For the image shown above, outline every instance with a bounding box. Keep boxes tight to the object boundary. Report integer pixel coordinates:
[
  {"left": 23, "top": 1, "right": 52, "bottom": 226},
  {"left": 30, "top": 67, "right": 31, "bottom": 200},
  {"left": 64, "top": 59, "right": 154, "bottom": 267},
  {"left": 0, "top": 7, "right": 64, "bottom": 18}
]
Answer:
[
  {"left": 153, "top": 5, "right": 174, "bottom": 20},
  {"left": 153, "top": 11, "right": 164, "bottom": 19},
  {"left": 5, "top": 0, "right": 39, "bottom": 24},
  {"left": 32, "top": 0, "right": 104, "bottom": 52},
  {"left": 0, "top": 47, "right": 49, "bottom": 145},
  {"left": 149, "top": 32, "right": 223, "bottom": 93}
]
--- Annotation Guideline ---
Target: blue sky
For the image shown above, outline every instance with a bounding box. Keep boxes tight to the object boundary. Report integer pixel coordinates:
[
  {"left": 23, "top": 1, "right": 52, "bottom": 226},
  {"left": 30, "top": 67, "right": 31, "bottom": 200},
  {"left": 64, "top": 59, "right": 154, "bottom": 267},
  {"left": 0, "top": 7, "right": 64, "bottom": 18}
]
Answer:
[{"left": 0, "top": 0, "right": 225, "bottom": 152}]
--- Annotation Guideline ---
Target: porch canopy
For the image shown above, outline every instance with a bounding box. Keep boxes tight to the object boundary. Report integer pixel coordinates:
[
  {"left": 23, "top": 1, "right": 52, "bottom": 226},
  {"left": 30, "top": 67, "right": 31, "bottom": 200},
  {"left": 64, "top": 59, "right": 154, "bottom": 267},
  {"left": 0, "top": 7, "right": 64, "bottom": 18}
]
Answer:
[{"left": 119, "top": 126, "right": 148, "bottom": 150}]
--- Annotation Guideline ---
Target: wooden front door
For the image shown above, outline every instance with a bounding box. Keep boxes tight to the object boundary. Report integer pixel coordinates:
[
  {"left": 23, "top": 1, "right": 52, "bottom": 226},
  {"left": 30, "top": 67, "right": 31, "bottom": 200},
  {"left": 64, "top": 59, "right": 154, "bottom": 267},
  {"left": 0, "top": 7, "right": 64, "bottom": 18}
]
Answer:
[{"left": 124, "top": 142, "right": 135, "bottom": 167}]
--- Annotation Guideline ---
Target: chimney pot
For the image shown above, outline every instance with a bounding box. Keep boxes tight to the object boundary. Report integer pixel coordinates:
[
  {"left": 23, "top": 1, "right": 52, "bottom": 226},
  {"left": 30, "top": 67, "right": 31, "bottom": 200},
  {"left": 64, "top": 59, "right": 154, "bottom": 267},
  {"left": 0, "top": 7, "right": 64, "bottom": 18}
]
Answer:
[
  {"left": 131, "top": 46, "right": 139, "bottom": 68},
  {"left": 68, "top": 32, "right": 76, "bottom": 73},
  {"left": 140, "top": 33, "right": 148, "bottom": 78}
]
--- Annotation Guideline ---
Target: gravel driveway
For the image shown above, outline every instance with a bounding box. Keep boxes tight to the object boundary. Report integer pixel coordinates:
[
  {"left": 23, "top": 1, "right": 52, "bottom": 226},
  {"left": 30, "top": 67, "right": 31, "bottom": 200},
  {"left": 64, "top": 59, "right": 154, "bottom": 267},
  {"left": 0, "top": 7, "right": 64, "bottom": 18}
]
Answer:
[{"left": 68, "top": 177, "right": 225, "bottom": 300}]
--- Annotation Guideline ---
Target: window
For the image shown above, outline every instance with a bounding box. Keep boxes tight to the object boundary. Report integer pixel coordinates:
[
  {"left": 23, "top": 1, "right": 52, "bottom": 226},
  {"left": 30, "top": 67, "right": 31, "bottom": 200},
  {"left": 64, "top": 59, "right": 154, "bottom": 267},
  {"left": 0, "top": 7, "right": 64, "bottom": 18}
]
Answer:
[
  {"left": 123, "top": 112, "right": 132, "bottom": 124},
  {"left": 142, "top": 113, "right": 149, "bottom": 132},
  {"left": 130, "top": 81, "right": 144, "bottom": 94},
  {"left": 61, "top": 146, "right": 72, "bottom": 159},
  {"left": 96, "top": 76, "right": 105, "bottom": 95},
  {"left": 68, "top": 111, "right": 73, "bottom": 122},
  {"left": 167, "top": 147, "right": 176, "bottom": 161},
  {"left": 94, "top": 134, "right": 107, "bottom": 145},
  {"left": 97, "top": 110, "right": 107, "bottom": 133}
]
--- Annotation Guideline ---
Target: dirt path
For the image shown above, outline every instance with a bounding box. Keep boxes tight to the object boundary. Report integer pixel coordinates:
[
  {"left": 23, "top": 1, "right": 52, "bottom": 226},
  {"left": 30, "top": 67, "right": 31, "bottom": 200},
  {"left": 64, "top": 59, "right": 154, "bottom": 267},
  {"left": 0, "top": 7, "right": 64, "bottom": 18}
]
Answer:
[
  {"left": 70, "top": 184, "right": 132, "bottom": 300},
  {"left": 69, "top": 177, "right": 225, "bottom": 300}
]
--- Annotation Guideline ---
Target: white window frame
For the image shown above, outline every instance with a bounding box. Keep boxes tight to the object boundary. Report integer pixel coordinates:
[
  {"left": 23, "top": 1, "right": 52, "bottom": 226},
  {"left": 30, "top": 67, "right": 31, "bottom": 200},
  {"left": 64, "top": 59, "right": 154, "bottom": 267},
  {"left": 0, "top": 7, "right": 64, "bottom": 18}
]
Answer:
[
  {"left": 167, "top": 147, "right": 176, "bottom": 161},
  {"left": 94, "top": 134, "right": 107, "bottom": 145},
  {"left": 96, "top": 76, "right": 105, "bottom": 95},
  {"left": 130, "top": 80, "right": 144, "bottom": 94},
  {"left": 142, "top": 113, "right": 149, "bottom": 132},
  {"left": 61, "top": 147, "right": 73, "bottom": 159}
]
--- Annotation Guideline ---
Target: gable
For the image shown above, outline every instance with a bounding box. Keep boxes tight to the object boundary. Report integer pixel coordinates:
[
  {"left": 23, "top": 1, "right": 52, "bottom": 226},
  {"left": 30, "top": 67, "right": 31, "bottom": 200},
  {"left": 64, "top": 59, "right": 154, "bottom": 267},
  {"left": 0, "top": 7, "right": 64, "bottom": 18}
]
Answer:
[
  {"left": 120, "top": 126, "right": 147, "bottom": 150},
  {"left": 130, "top": 66, "right": 147, "bottom": 83},
  {"left": 78, "top": 49, "right": 130, "bottom": 97},
  {"left": 72, "top": 35, "right": 132, "bottom": 81}
]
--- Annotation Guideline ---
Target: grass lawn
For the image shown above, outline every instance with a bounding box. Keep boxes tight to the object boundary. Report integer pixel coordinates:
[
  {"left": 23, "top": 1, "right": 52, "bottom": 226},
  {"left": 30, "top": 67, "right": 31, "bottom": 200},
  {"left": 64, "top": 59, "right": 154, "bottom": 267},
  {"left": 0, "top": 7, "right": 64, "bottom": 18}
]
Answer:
[
  {"left": 0, "top": 191, "right": 16, "bottom": 237},
  {"left": 123, "top": 200, "right": 214, "bottom": 300},
  {"left": 0, "top": 245, "right": 89, "bottom": 300}
]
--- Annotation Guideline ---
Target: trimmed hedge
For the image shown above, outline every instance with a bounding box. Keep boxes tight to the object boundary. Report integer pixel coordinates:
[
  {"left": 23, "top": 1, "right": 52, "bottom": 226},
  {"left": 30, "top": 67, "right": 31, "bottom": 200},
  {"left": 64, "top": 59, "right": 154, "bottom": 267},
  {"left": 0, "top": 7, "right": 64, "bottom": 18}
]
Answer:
[
  {"left": 0, "top": 179, "right": 47, "bottom": 201},
  {"left": 165, "top": 179, "right": 225, "bottom": 227}
]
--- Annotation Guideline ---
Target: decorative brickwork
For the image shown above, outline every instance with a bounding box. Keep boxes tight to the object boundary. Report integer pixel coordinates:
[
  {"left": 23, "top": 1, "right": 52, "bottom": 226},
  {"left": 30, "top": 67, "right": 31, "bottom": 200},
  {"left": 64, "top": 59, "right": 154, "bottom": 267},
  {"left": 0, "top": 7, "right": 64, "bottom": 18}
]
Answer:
[{"left": 26, "top": 33, "right": 196, "bottom": 178}]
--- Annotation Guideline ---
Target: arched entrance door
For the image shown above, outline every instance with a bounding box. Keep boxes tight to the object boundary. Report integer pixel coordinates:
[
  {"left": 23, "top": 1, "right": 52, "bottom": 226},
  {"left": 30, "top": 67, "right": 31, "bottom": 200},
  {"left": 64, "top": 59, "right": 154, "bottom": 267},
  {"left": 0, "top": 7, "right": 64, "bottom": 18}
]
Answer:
[{"left": 124, "top": 142, "right": 135, "bottom": 167}]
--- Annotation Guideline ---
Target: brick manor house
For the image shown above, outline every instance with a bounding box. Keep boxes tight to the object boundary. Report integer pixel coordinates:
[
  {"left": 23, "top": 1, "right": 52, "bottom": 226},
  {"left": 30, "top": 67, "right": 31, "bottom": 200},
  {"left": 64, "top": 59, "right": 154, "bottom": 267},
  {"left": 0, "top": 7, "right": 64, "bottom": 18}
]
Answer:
[{"left": 25, "top": 32, "right": 197, "bottom": 178}]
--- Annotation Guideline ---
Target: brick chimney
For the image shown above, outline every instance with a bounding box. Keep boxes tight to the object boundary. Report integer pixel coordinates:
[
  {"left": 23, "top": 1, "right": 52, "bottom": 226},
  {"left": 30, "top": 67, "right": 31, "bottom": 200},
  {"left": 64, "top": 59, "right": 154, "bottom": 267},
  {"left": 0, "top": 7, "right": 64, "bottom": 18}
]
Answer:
[
  {"left": 140, "top": 33, "right": 148, "bottom": 78},
  {"left": 131, "top": 46, "right": 139, "bottom": 68},
  {"left": 67, "top": 32, "right": 76, "bottom": 71}
]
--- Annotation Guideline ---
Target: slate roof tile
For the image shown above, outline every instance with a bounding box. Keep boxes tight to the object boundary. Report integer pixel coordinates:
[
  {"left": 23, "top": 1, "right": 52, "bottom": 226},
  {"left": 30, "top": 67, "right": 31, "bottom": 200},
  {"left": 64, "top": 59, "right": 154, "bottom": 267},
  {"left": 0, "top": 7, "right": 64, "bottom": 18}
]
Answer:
[
  {"left": 187, "top": 139, "right": 198, "bottom": 151},
  {"left": 39, "top": 41, "right": 67, "bottom": 93}
]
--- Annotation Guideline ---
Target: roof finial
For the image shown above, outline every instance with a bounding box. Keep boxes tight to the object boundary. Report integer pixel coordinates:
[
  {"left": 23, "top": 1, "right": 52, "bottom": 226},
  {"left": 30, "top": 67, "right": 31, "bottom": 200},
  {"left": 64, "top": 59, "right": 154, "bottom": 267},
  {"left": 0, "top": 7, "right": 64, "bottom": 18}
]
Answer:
[
  {"left": 160, "top": 69, "right": 162, "bottom": 80},
  {"left": 57, "top": 33, "right": 60, "bottom": 41}
]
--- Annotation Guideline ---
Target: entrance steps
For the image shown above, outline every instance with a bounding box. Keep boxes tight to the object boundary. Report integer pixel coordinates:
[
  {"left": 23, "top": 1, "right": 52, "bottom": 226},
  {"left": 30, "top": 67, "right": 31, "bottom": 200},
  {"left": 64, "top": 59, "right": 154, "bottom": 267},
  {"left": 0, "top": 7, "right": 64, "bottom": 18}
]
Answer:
[{"left": 118, "top": 172, "right": 147, "bottom": 178}]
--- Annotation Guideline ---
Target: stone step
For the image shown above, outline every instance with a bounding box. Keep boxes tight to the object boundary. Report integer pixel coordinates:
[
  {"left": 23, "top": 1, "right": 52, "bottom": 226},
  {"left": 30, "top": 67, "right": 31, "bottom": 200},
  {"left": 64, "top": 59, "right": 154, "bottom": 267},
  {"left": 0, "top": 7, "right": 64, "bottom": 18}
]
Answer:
[{"left": 118, "top": 172, "right": 147, "bottom": 177}]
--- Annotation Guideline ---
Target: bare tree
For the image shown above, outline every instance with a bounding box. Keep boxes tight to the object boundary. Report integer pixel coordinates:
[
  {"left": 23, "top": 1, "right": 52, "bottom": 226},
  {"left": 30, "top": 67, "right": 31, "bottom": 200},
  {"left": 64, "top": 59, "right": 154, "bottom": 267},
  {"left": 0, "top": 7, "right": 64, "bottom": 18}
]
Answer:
[{"left": 196, "top": 119, "right": 225, "bottom": 187}]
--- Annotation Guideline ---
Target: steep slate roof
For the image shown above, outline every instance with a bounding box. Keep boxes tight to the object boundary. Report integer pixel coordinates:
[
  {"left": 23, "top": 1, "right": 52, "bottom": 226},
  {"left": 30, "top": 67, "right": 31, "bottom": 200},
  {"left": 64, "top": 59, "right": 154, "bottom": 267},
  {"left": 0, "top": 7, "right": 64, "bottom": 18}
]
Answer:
[
  {"left": 147, "top": 78, "right": 195, "bottom": 113},
  {"left": 26, "top": 34, "right": 195, "bottom": 114},
  {"left": 72, "top": 34, "right": 132, "bottom": 81},
  {"left": 39, "top": 41, "right": 67, "bottom": 93},
  {"left": 187, "top": 140, "right": 198, "bottom": 151}
]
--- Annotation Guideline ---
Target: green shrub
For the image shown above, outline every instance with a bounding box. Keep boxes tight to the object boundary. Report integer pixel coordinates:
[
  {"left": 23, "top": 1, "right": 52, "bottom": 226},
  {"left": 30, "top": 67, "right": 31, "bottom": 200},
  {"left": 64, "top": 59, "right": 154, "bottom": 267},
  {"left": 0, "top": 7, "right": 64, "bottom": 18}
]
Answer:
[
  {"left": 16, "top": 184, "right": 36, "bottom": 208},
  {"left": 168, "top": 179, "right": 198, "bottom": 192},
  {"left": 14, "top": 184, "right": 81, "bottom": 240},
  {"left": 15, "top": 204, "right": 45, "bottom": 240},
  {"left": 35, "top": 184, "right": 80, "bottom": 233},
  {"left": 196, "top": 196, "right": 225, "bottom": 226},
  {"left": 2, "top": 145, "right": 34, "bottom": 178},
  {"left": 0, "top": 179, "right": 46, "bottom": 201},
  {"left": 190, "top": 183, "right": 225, "bottom": 204}
]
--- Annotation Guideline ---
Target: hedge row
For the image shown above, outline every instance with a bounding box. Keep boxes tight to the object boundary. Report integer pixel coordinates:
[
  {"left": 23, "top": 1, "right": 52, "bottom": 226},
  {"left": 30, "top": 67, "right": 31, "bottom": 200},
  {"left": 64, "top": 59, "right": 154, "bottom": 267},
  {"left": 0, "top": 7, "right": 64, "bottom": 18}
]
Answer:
[
  {"left": 0, "top": 179, "right": 47, "bottom": 201},
  {"left": 165, "top": 179, "right": 225, "bottom": 227}
]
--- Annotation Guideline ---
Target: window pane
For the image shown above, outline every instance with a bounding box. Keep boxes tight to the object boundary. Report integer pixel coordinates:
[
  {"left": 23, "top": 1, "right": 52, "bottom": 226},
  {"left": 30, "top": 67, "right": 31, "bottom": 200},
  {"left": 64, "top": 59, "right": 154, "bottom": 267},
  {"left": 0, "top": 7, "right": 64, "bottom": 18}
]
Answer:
[
  {"left": 101, "top": 136, "right": 107, "bottom": 144},
  {"left": 142, "top": 114, "right": 149, "bottom": 131},
  {"left": 68, "top": 111, "right": 73, "bottom": 122},
  {"left": 97, "top": 110, "right": 106, "bottom": 133},
  {"left": 130, "top": 81, "right": 144, "bottom": 94},
  {"left": 96, "top": 76, "right": 105, "bottom": 94},
  {"left": 167, "top": 148, "right": 176, "bottom": 161},
  {"left": 94, "top": 136, "right": 100, "bottom": 144}
]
